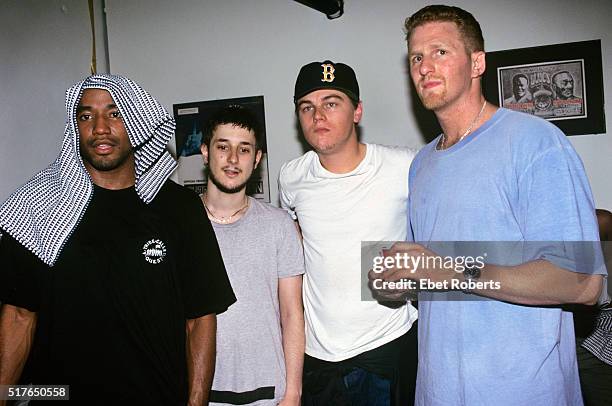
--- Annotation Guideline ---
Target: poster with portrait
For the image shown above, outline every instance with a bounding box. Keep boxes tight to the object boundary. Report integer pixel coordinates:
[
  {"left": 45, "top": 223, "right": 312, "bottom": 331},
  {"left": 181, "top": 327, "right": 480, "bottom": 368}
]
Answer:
[
  {"left": 498, "top": 60, "right": 586, "bottom": 120},
  {"left": 172, "top": 96, "right": 270, "bottom": 202},
  {"left": 483, "top": 40, "right": 605, "bottom": 135}
]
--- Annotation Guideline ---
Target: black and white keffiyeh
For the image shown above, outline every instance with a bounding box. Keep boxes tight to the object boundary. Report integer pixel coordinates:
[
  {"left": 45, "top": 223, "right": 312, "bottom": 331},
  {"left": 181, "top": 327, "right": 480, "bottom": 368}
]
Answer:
[
  {"left": 0, "top": 74, "right": 177, "bottom": 266},
  {"left": 582, "top": 306, "right": 612, "bottom": 365}
]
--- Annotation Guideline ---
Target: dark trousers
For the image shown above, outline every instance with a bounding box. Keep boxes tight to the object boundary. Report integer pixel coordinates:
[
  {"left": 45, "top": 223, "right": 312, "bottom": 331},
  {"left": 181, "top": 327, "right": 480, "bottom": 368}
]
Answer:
[
  {"left": 302, "top": 324, "right": 417, "bottom": 406},
  {"left": 577, "top": 339, "right": 612, "bottom": 406}
]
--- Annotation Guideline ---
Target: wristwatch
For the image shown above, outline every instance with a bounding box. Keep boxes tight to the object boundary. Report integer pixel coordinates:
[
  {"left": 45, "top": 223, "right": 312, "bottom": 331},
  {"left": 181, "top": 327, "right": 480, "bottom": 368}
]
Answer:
[
  {"left": 462, "top": 265, "right": 481, "bottom": 294},
  {"left": 463, "top": 265, "right": 481, "bottom": 281}
]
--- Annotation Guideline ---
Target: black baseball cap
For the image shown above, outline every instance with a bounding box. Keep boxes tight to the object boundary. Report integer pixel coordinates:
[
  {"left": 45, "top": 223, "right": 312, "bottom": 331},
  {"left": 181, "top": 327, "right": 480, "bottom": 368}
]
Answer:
[{"left": 294, "top": 60, "right": 360, "bottom": 104}]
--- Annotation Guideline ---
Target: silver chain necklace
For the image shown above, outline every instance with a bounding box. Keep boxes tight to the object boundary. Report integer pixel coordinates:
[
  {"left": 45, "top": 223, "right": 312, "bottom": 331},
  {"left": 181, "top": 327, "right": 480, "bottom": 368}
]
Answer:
[
  {"left": 438, "top": 100, "right": 487, "bottom": 150},
  {"left": 202, "top": 194, "right": 249, "bottom": 224}
]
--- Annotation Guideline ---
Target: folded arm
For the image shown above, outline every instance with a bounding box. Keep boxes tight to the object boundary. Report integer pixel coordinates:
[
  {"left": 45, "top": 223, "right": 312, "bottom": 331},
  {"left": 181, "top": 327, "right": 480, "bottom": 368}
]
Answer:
[{"left": 372, "top": 242, "right": 603, "bottom": 306}]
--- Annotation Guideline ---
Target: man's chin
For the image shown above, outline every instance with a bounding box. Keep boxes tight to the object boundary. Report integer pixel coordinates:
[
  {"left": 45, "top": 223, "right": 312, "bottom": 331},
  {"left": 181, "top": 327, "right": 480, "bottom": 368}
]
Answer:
[
  {"left": 422, "top": 98, "right": 447, "bottom": 111},
  {"left": 208, "top": 172, "right": 249, "bottom": 194},
  {"left": 215, "top": 185, "right": 246, "bottom": 194},
  {"left": 81, "top": 148, "right": 134, "bottom": 172},
  {"left": 313, "top": 143, "right": 340, "bottom": 154},
  {"left": 84, "top": 156, "right": 128, "bottom": 172}
]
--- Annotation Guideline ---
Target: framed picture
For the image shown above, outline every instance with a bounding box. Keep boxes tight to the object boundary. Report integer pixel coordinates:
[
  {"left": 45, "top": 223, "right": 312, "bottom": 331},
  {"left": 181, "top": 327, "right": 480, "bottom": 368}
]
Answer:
[
  {"left": 173, "top": 96, "right": 271, "bottom": 202},
  {"left": 483, "top": 40, "right": 605, "bottom": 135}
]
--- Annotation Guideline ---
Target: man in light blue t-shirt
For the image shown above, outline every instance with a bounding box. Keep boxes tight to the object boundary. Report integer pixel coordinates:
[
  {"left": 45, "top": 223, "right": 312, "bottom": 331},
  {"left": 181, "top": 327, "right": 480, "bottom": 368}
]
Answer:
[{"left": 371, "top": 5, "right": 606, "bottom": 406}]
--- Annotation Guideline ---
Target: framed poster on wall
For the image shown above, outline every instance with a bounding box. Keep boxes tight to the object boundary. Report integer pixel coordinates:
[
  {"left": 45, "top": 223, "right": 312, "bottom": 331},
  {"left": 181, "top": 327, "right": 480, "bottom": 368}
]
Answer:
[
  {"left": 483, "top": 40, "right": 605, "bottom": 135},
  {"left": 173, "top": 96, "right": 270, "bottom": 202}
]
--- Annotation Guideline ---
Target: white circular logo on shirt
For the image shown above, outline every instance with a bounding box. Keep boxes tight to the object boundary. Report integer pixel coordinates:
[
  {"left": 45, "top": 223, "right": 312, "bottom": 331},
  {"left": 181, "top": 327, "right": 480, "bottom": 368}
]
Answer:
[{"left": 142, "top": 239, "right": 167, "bottom": 264}]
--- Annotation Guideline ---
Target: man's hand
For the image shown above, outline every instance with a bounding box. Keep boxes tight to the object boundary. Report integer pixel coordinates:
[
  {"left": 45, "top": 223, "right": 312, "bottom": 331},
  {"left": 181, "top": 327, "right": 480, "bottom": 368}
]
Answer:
[
  {"left": 367, "top": 267, "right": 415, "bottom": 301},
  {"left": 368, "top": 242, "right": 455, "bottom": 300},
  {"left": 278, "top": 393, "right": 301, "bottom": 406},
  {"left": 369, "top": 242, "right": 604, "bottom": 306}
]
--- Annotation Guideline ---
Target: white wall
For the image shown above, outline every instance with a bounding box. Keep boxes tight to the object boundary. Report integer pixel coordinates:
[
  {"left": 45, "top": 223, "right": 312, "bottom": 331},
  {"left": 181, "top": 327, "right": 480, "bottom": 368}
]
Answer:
[
  {"left": 2, "top": 0, "right": 611, "bottom": 210},
  {"left": 0, "top": 0, "right": 108, "bottom": 201},
  {"left": 103, "top": 0, "right": 612, "bottom": 208}
]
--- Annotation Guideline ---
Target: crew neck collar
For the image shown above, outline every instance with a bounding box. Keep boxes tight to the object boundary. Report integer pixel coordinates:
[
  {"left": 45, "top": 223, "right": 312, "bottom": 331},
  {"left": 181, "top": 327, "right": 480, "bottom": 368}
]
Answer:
[
  {"left": 432, "top": 108, "right": 506, "bottom": 155},
  {"left": 208, "top": 196, "right": 254, "bottom": 228},
  {"left": 313, "top": 143, "right": 372, "bottom": 179}
]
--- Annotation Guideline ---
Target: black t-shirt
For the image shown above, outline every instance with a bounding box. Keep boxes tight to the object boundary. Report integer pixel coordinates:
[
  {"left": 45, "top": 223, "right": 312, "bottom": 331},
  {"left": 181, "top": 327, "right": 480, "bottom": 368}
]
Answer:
[{"left": 0, "top": 181, "right": 236, "bottom": 405}]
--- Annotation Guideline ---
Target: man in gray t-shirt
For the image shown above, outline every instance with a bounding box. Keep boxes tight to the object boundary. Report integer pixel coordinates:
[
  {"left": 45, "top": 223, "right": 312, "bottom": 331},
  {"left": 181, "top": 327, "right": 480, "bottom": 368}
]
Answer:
[{"left": 199, "top": 105, "right": 305, "bottom": 406}]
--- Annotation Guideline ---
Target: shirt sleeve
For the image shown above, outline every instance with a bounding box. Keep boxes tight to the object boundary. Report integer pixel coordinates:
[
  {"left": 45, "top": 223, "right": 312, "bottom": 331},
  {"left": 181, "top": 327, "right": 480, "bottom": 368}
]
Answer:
[
  {"left": 176, "top": 193, "right": 236, "bottom": 319},
  {"left": 516, "top": 141, "right": 605, "bottom": 276},
  {"left": 278, "top": 164, "right": 297, "bottom": 220},
  {"left": 406, "top": 158, "right": 417, "bottom": 243},
  {"left": 0, "top": 231, "right": 45, "bottom": 312},
  {"left": 276, "top": 212, "right": 305, "bottom": 278}
]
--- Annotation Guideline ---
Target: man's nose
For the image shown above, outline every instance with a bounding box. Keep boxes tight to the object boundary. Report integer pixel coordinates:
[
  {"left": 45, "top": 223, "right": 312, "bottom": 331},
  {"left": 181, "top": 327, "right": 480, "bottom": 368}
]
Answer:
[
  {"left": 93, "top": 116, "right": 110, "bottom": 134},
  {"left": 313, "top": 105, "right": 326, "bottom": 121},
  {"left": 419, "top": 56, "right": 434, "bottom": 76},
  {"left": 227, "top": 147, "right": 239, "bottom": 163}
]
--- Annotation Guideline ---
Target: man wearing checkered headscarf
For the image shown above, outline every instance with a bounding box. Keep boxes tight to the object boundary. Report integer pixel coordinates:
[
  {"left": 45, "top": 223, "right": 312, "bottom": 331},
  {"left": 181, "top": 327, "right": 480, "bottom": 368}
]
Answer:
[{"left": 0, "top": 74, "right": 235, "bottom": 405}]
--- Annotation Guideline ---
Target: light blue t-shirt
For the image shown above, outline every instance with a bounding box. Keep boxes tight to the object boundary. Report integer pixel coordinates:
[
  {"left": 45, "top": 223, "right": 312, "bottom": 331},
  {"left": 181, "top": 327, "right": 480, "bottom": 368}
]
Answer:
[{"left": 408, "top": 108, "right": 605, "bottom": 406}]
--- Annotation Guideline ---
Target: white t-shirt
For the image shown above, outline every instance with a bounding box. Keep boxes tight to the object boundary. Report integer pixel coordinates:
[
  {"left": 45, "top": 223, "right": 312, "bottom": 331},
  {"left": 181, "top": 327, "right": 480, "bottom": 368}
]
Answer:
[{"left": 279, "top": 143, "right": 418, "bottom": 361}]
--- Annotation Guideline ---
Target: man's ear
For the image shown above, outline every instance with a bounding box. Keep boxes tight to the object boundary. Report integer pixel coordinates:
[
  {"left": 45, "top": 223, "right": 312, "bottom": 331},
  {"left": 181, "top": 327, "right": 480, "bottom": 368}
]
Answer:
[
  {"left": 472, "top": 51, "right": 486, "bottom": 78},
  {"left": 200, "top": 144, "right": 209, "bottom": 165},
  {"left": 353, "top": 101, "right": 363, "bottom": 124},
  {"left": 254, "top": 149, "right": 263, "bottom": 170}
]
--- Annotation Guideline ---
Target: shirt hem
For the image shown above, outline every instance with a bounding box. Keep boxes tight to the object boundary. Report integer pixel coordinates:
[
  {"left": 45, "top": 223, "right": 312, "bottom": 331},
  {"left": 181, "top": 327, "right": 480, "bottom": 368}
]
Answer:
[{"left": 305, "top": 315, "right": 416, "bottom": 362}]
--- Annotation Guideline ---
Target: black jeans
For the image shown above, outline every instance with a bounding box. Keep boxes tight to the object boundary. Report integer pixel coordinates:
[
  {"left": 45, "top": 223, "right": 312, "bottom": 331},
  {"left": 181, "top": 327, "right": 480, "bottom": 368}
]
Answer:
[{"left": 302, "top": 324, "right": 417, "bottom": 406}]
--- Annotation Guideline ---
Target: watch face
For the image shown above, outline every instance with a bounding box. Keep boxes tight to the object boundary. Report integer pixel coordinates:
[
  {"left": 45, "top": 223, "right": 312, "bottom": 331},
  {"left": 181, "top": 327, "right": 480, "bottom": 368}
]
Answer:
[{"left": 464, "top": 266, "right": 481, "bottom": 280}]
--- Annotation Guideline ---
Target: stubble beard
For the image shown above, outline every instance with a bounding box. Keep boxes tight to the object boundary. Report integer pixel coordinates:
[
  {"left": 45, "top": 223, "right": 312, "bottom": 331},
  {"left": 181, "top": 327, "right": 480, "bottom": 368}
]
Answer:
[
  {"left": 207, "top": 166, "right": 252, "bottom": 194},
  {"left": 417, "top": 79, "right": 448, "bottom": 111},
  {"left": 313, "top": 141, "right": 340, "bottom": 154},
  {"left": 80, "top": 145, "right": 134, "bottom": 172},
  {"left": 420, "top": 91, "right": 448, "bottom": 111}
]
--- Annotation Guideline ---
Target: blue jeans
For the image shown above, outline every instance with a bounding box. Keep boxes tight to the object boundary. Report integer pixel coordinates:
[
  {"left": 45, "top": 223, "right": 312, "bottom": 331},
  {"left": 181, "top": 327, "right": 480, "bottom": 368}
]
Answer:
[
  {"left": 302, "top": 327, "right": 417, "bottom": 406},
  {"left": 344, "top": 367, "right": 391, "bottom": 406}
]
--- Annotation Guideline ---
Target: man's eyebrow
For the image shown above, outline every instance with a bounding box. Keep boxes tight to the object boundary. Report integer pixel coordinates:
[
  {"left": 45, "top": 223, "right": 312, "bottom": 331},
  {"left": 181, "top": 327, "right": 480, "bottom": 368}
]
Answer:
[
  {"left": 76, "top": 103, "right": 118, "bottom": 113},
  {"left": 298, "top": 94, "right": 344, "bottom": 106},
  {"left": 409, "top": 41, "right": 451, "bottom": 55},
  {"left": 213, "top": 138, "right": 255, "bottom": 146},
  {"left": 321, "top": 94, "right": 344, "bottom": 101}
]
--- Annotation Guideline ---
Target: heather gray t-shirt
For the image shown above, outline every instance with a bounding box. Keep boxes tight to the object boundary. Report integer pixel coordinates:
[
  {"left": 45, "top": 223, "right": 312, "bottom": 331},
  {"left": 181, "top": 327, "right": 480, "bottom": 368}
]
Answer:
[{"left": 209, "top": 197, "right": 304, "bottom": 406}]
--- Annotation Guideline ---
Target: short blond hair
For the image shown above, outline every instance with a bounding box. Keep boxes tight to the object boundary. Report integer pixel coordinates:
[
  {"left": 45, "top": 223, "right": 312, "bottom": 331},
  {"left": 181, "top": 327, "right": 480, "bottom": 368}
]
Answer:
[{"left": 405, "top": 5, "right": 484, "bottom": 54}]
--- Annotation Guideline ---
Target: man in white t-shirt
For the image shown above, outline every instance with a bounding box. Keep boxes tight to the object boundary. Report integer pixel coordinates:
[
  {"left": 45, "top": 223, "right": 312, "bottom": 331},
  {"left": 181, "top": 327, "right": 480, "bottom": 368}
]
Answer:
[{"left": 278, "top": 60, "right": 418, "bottom": 405}]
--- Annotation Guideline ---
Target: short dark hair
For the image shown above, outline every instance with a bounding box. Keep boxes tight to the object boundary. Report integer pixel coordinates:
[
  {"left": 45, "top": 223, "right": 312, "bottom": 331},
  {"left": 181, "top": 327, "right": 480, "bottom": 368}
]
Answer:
[
  {"left": 202, "top": 105, "right": 263, "bottom": 151},
  {"left": 405, "top": 5, "right": 484, "bottom": 54}
]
